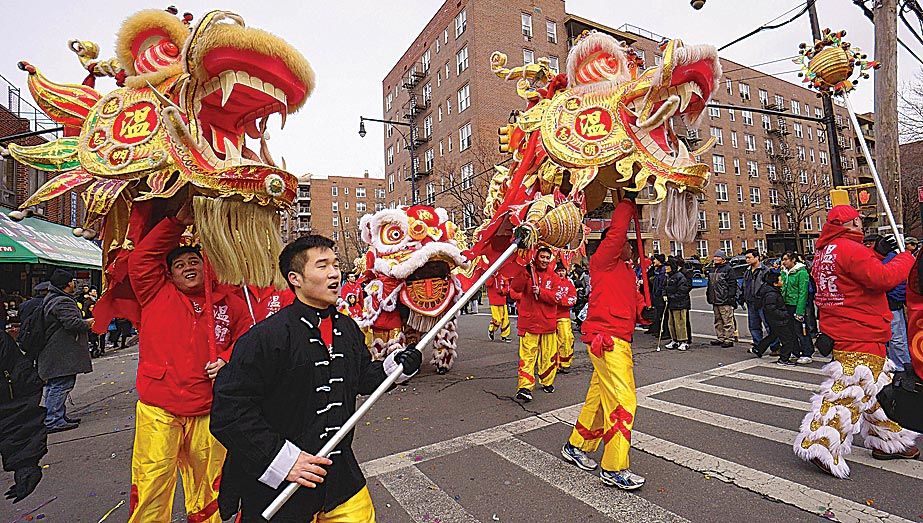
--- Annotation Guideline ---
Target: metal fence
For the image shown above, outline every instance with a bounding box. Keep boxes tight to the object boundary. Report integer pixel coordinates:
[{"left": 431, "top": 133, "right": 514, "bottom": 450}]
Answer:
[{"left": 0, "top": 72, "right": 61, "bottom": 139}]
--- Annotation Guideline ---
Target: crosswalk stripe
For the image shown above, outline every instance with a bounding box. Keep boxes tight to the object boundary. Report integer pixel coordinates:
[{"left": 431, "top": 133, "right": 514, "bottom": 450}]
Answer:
[
  {"left": 682, "top": 381, "right": 811, "bottom": 411},
  {"left": 712, "top": 371, "right": 820, "bottom": 391},
  {"left": 638, "top": 396, "right": 923, "bottom": 480},
  {"left": 636, "top": 358, "right": 762, "bottom": 398},
  {"left": 632, "top": 431, "right": 916, "bottom": 523},
  {"left": 377, "top": 466, "right": 479, "bottom": 523},
  {"left": 485, "top": 436, "right": 690, "bottom": 523},
  {"left": 751, "top": 360, "right": 829, "bottom": 375}
]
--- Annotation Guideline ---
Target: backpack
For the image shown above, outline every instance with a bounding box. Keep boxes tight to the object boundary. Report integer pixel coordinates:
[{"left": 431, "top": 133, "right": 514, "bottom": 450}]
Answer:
[{"left": 18, "top": 297, "right": 52, "bottom": 361}]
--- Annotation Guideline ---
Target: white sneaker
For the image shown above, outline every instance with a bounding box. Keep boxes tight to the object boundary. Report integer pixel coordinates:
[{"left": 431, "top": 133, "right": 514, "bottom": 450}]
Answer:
[
  {"left": 796, "top": 356, "right": 813, "bottom": 364},
  {"left": 677, "top": 342, "right": 689, "bottom": 351},
  {"left": 664, "top": 341, "right": 677, "bottom": 350}
]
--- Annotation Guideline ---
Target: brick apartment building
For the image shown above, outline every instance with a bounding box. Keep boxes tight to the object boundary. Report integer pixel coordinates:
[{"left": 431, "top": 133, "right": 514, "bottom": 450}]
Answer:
[
  {"left": 0, "top": 105, "right": 83, "bottom": 227},
  {"left": 380, "top": 0, "right": 875, "bottom": 259},
  {"left": 289, "top": 171, "right": 386, "bottom": 266}
]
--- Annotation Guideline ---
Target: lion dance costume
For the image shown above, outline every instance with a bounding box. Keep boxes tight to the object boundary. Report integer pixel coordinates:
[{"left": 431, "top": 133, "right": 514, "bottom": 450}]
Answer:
[
  {"left": 356, "top": 205, "right": 468, "bottom": 374},
  {"left": 795, "top": 206, "right": 919, "bottom": 478},
  {"left": 468, "top": 30, "right": 720, "bottom": 478},
  {"left": 4, "top": 8, "right": 314, "bottom": 520}
]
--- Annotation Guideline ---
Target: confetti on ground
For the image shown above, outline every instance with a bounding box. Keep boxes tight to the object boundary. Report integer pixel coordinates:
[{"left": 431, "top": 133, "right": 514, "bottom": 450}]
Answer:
[
  {"left": 492, "top": 515, "right": 500, "bottom": 521},
  {"left": 96, "top": 500, "right": 125, "bottom": 523},
  {"left": 866, "top": 498, "right": 876, "bottom": 507}
]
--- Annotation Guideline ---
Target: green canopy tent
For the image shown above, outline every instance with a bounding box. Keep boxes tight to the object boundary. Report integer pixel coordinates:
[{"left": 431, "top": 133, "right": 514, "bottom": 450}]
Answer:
[{"left": 0, "top": 207, "right": 101, "bottom": 269}]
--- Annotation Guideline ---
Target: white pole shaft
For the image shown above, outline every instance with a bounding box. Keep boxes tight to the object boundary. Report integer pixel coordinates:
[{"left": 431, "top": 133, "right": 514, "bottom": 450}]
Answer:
[
  {"left": 842, "top": 94, "right": 904, "bottom": 251},
  {"left": 263, "top": 239, "right": 522, "bottom": 519}
]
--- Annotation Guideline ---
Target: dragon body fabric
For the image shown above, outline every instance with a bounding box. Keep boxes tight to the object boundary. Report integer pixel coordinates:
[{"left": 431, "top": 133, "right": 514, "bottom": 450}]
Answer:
[
  {"left": 357, "top": 206, "right": 468, "bottom": 374},
  {"left": 4, "top": 9, "right": 314, "bottom": 326},
  {"left": 470, "top": 31, "right": 721, "bottom": 269}
]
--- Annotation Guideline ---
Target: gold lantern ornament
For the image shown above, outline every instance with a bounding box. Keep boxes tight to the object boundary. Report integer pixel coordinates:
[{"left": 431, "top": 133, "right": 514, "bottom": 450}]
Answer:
[{"left": 795, "top": 28, "right": 879, "bottom": 95}]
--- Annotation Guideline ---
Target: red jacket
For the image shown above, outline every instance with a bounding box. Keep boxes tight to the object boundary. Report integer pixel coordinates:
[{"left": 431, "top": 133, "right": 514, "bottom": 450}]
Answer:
[
  {"left": 812, "top": 222, "right": 914, "bottom": 346},
  {"left": 234, "top": 285, "right": 295, "bottom": 326},
  {"left": 130, "top": 218, "right": 249, "bottom": 417},
  {"left": 509, "top": 264, "right": 568, "bottom": 335},
  {"left": 339, "top": 280, "right": 364, "bottom": 318},
  {"left": 486, "top": 274, "right": 510, "bottom": 306},
  {"left": 555, "top": 278, "right": 577, "bottom": 320},
  {"left": 581, "top": 199, "right": 644, "bottom": 343}
]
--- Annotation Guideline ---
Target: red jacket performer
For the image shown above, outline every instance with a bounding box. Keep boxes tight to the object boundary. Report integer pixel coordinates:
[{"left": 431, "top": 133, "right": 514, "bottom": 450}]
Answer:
[
  {"left": 127, "top": 203, "right": 249, "bottom": 523},
  {"left": 509, "top": 247, "right": 571, "bottom": 402},
  {"left": 561, "top": 195, "right": 647, "bottom": 491},
  {"left": 794, "top": 205, "right": 919, "bottom": 478},
  {"left": 554, "top": 263, "right": 577, "bottom": 372},
  {"left": 486, "top": 272, "right": 512, "bottom": 342}
]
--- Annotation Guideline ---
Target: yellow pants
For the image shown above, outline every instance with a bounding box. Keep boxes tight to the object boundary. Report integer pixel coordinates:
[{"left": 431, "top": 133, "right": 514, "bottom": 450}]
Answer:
[
  {"left": 556, "top": 318, "right": 575, "bottom": 369},
  {"left": 568, "top": 337, "right": 636, "bottom": 471},
  {"left": 488, "top": 305, "right": 511, "bottom": 338},
  {"left": 518, "top": 332, "right": 558, "bottom": 390},
  {"left": 310, "top": 486, "right": 376, "bottom": 522},
  {"left": 128, "top": 401, "right": 225, "bottom": 523}
]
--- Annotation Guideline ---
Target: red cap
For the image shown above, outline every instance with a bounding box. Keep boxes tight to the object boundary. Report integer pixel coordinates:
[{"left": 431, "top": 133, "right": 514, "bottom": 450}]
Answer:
[{"left": 826, "top": 205, "right": 860, "bottom": 225}]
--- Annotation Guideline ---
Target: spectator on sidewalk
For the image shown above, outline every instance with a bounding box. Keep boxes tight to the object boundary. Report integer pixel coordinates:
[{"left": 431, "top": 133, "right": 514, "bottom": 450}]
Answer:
[
  {"left": 663, "top": 258, "right": 691, "bottom": 351},
  {"left": 38, "top": 269, "right": 93, "bottom": 433},
  {"left": 750, "top": 271, "right": 801, "bottom": 365},
  {"left": 18, "top": 282, "right": 50, "bottom": 323},
  {"left": 740, "top": 249, "right": 770, "bottom": 351},
  {"left": 706, "top": 250, "right": 737, "bottom": 348},
  {"left": 781, "top": 252, "right": 814, "bottom": 363},
  {"left": 905, "top": 236, "right": 919, "bottom": 256},
  {"left": 646, "top": 255, "right": 667, "bottom": 337},
  {"left": 883, "top": 246, "right": 912, "bottom": 372}
]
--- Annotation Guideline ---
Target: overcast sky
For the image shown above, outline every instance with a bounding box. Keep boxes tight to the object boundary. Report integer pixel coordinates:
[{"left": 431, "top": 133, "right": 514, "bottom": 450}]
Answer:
[{"left": 2, "top": 0, "right": 920, "bottom": 179}]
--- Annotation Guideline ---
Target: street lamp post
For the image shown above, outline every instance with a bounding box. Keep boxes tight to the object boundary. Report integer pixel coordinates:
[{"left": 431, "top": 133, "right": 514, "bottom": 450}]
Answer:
[{"left": 359, "top": 116, "right": 418, "bottom": 204}]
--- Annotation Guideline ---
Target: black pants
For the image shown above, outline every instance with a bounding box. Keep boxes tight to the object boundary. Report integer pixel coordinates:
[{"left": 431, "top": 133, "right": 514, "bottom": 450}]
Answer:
[
  {"left": 108, "top": 319, "right": 132, "bottom": 348},
  {"left": 649, "top": 304, "right": 666, "bottom": 333},
  {"left": 754, "top": 320, "right": 800, "bottom": 361}
]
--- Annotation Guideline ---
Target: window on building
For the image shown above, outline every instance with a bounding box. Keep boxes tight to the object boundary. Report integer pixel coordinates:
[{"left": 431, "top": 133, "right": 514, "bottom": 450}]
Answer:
[
  {"left": 652, "top": 240, "right": 661, "bottom": 253},
  {"left": 523, "top": 48, "right": 534, "bottom": 65},
  {"left": 748, "top": 160, "right": 758, "bottom": 177},
  {"left": 356, "top": 187, "right": 366, "bottom": 198},
  {"left": 387, "top": 146, "right": 394, "bottom": 165},
  {"left": 423, "top": 115, "right": 433, "bottom": 137},
  {"left": 688, "top": 128, "right": 700, "bottom": 139},
  {"left": 654, "top": 54, "right": 663, "bottom": 66},
  {"left": 446, "top": 97, "right": 452, "bottom": 115},
  {"left": 815, "top": 107, "right": 823, "bottom": 119},
  {"left": 387, "top": 123, "right": 394, "bottom": 138},
  {"left": 457, "top": 84, "right": 470, "bottom": 112},
  {"left": 521, "top": 13, "right": 533, "bottom": 38},
  {"left": 424, "top": 148, "right": 435, "bottom": 172},
  {"left": 771, "top": 213, "right": 781, "bottom": 230},
  {"left": 744, "top": 134, "right": 756, "bottom": 151},
  {"left": 731, "top": 131, "right": 738, "bottom": 148},
  {"left": 728, "top": 108, "right": 736, "bottom": 122},
  {"left": 769, "top": 188, "right": 778, "bottom": 205},
  {"left": 774, "top": 94, "right": 785, "bottom": 108},
  {"left": 750, "top": 186, "right": 761, "bottom": 203},
  {"left": 698, "top": 210, "right": 707, "bottom": 230},
  {"left": 759, "top": 89, "right": 769, "bottom": 106},
  {"left": 753, "top": 213, "right": 763, "bottom": 230},
  {"left": 715, "top": 182, "right": 728, "bottom": 201},
  {"left": 804, "top": 216, "right": 813, "bottom": 231},
  {"left": 459, "top": 123, "right": 472, "bottom": 150},
  {"left": 426, "top": 182, "right": 436, "bottom": 204},
  {"left": 790, "top": 99, "right": 800, "bottom": 115},
  {"left": 377, "top": 188, "right": 386, "bottom": 199},
  {"left": 548, "top": 56, "right": 559, "bottom": 74},
  {"left": 810, "top": 148, "right": 815, "bottom": 162},
  {"left": 799, "top": 170, "right": 809, "bottom": 184},
  {"left": 438, "top": 106, "right": 443, "bottom": 122},
  {"left": 332, "top": 217, "right": 339, "bottom": 228},
  {"left": 709, "top": 126, "right": 723, "bottom": 145},
  {"left": 376, "top": 202, "right": 385, "bottom": 211},
  {"left": 456, "top": 46, "right": 468, "bottom": 74},
  {"left": 421, "top": 50, "right": 431, "bottom": 73},
  {"left": 726, "top": 79, "right": 733, "bottom": 95},
  {"left": 331, "top": 186, "right": 338, "bottom": 197},
  {"left": 739, "top": 83, "right": 751, "bottom": 101},
  {"left": 332, "top": 201, "right": 338, "bottom": 212},
  {"left": 718, "top": 211, "right": 731, "bottom": 230},
  {"left": 737, "top": 185, "right": 744, "bottom": 202},
  {"left": 742, "top": 110, "right": 753, "bottom": 126},
  {"left": 720, "top": 239, "right": 733, "bottom": 253},
  {"left": 708, "top": 106, "right": 720, "bottom": 118},
  {"left": 739, "top": 212, "right": 747, "bottom": 230},
  {"left": 461, "top": 162, "right": 474, "bottom": 189},
  {"left": 697, "top": 240, "right": 709, "bottom": 258},
  {"left": 765, "top": 138, "right": 774, "bottom": 155},
  {"left": 712, "top": 154, "right": 726, "bottom": 173},
  {"left": 797, "top": 145, "right": 806, "bottom": 162},
  {"left": 455, "top": 9, "right": 467, "bottom": 38},
  {"left": 386, "top": 92, "right": 393, "bottom": 112},
  {"left": 733, "top": 158, "right": 740, "bottom": 175},
  {"left": 793, "top": 122, "right": 803, "bottom": 138},
  {"left": 388, "top": 174, "right": 394, "bottom": 193},
  {"left": 357, "top": 202, "right": 367, "bottom": 213},
  {"left": 422, "top": 82, "right": 432, "bottom": 104},
  {"left": 546, "top": 20, "right": 557, "bottom": 43},
  {"left": 445, "top": 61, "right": 451, "bottom": 79},
  {"left": 670, "top": 241, "right": 684, "bottom": 257},
  {"left": 762, "top": 114, "right": 771, "bottom": 130}
]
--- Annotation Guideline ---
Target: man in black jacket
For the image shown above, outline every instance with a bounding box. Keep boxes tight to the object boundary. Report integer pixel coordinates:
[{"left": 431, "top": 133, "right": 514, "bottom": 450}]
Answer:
[
  {"left": 646, "top": 255, "right": 667, "bottom": 336},
  {"left": 740, "top": 249, "right": 770, "bottom": 351},
  {"left": 17, "top": 282, "right": 50, "bottom": 326},
  {"left": 706, "top": 251, "right": 738, "bottom": 348},
  {"left": 750, "top": 271, "right": 800, "bottom": 365},
  {"left": 0, "top": 329, "right": 47, "bottom": 504},
  {"left": 211, "top": 235, "right": 422, "bottom": 522}
]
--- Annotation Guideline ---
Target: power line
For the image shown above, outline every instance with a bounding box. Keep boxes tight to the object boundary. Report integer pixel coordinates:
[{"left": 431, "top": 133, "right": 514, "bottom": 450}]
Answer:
[
  {"left": 723, "top": 56, "right": 798, "bottom": 75},
  {"left": 732, "top": 68, "right": 802, "bottom": 83},
  {"left": 719, "top": 0, "right": 818, "bottom": 51}
]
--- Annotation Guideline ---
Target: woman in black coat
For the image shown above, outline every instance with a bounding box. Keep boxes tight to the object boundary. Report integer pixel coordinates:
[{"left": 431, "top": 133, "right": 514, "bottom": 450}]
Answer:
[{"left": 663, "top": 258, "right": 692, "bottom": 351}]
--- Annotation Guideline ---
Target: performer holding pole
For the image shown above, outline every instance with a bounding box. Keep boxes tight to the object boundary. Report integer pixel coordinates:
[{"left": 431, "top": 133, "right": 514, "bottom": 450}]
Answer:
[
  {"left": 211, "top": 235, "right": 422, "bottom": 521},
  {"left": 561, "top": 192, "right": 647, "bottom": 490}
]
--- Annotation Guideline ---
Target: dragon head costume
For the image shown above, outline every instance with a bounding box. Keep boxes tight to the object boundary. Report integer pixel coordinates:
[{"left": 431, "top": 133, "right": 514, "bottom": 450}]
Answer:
[
  {"left": 472, "top": 31, "right": 721, "bottom": 264},
  {"left": 356, "top": 205, "right": 468, "bottom": 374},
  {"left": 5, "top": 8, "right": 314, "bottom": 290}
]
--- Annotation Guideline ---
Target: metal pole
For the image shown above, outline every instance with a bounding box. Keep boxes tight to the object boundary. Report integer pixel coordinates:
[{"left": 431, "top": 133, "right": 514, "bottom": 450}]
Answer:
[
  {"left": 0, "top": 126, "right": 65, "bottom": 144},
  {"left": 807, "top": 2, "right": 846, "bottom": 187},
  {"left": 263, "top": 239, "right": 522, "bottom": 519},
  {"left": 843, "top": 95, "right": 904, "bottom": 251},
  {"left": 409, "top": 126, "right": 418, "bottom": 205}
]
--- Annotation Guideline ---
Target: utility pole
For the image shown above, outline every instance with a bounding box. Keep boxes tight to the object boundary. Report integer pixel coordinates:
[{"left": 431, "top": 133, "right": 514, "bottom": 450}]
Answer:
[
  {"left": 807, "top": 2, "right": 846, "bottom": 188},
  {"left": 874, "top": 0, "right": 903, "bottom": 226}
]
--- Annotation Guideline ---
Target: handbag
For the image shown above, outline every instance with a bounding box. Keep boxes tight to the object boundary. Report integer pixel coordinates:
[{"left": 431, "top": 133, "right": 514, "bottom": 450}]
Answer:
[
  {"left": 877, "top": 370, "right": 923, "bottom": 432},
  {"left": 814, "top": 333, "right": 834, "bottom": 357}
]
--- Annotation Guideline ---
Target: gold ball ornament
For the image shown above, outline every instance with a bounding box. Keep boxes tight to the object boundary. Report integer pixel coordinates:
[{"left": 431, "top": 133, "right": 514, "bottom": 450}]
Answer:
[{"left": 808, "top": 47, "right": 852, "bottom": 89}]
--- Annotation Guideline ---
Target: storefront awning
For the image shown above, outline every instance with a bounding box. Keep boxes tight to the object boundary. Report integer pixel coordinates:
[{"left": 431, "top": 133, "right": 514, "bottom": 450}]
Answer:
[{"left": 0, "top": 207, "right": 102, "bottom": 269}]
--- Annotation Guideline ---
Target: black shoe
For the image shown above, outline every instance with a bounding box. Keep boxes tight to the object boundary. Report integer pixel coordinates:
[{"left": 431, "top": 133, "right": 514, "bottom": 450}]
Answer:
[
  {"left": 558, "top": 367, "right": 570, "bottom": 374},
  {"left": 710, "top": 339, "right": 724, "bottom": 346},
  {"left": 436, "top": 367, "right": 448, "bottom": 375},
  {"left": 488, "top": 329, "right": 496, "bottom": 341},
  {"left": 515, "top": 388, "right": 533, "bottom": 402},
  {"left": 748, "top": 346, "right": 764, "bottom": 358},
  {"left": 775, "top": 358, "right": 797, "bottom": 366},
  {"left": 721, "top": 341, "right": 734, "bottom": 348},
  {"left": 47, "top": 421, "right": 79, "bottom": 433},
  {"left": 542, "top": 385, "right": 555, "bottom": 393},
  {"left": 64, "top": 416, "right": 81, "bottom": 424}
]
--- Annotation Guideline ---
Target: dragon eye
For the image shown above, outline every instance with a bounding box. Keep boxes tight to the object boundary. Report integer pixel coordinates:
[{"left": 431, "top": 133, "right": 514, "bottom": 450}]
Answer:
[{"left": 380, "top": 224, "right": 404, "bottom": 245}]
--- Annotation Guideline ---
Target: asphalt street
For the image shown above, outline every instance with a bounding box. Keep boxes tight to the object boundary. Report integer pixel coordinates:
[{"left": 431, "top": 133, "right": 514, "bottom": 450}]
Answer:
[{"left": 3, "top": 305, "right": 921, "bottom": 523}]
